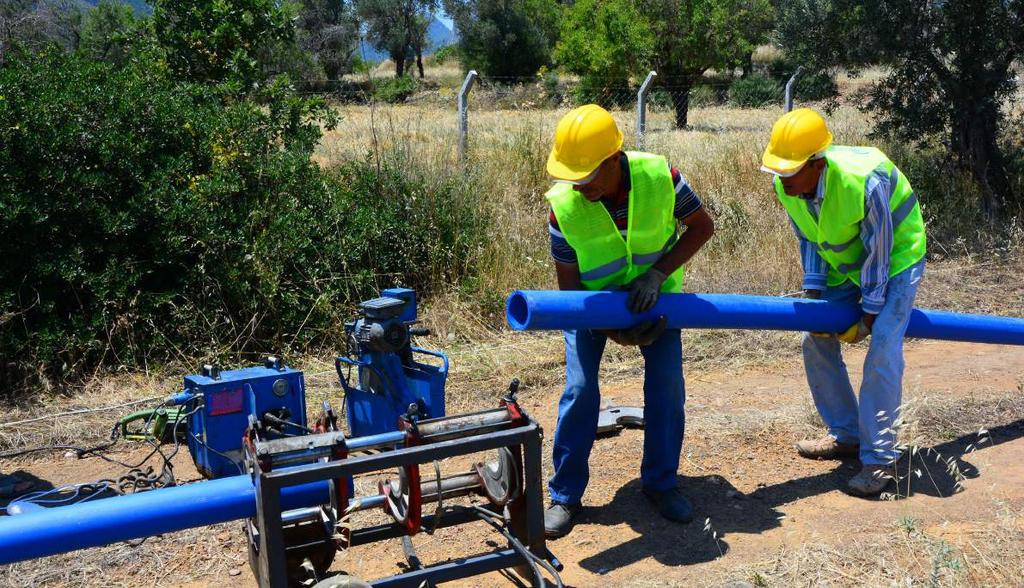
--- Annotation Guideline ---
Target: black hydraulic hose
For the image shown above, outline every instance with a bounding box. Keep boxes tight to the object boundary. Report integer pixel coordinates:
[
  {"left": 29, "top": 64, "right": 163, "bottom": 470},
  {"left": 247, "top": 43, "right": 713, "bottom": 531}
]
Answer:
[{"left": 461, "top": 505, "right": 564, "bottom": 588}]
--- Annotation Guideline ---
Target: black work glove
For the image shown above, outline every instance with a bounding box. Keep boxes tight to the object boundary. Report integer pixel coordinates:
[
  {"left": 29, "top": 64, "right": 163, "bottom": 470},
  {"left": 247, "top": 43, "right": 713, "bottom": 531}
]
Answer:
[
  {"left": 608, "top": 316, "right": 668, "bottom": 347},
  {"left": 627, "top": 268, "right": 668, "bottom": 313}
]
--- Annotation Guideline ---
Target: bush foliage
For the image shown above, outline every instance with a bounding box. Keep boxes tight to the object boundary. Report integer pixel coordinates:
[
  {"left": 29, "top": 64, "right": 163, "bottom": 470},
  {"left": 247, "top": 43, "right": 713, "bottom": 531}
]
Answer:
[
  {"left": 765, "top": 56, "right": 838, "bottom": 102},
  {"left": 728, "top": 74, "right": 782, "bottom": 107},
  {"left": 0, "top": 50, "right": 486, "bottom": 389},
  {"left": 372, "top": 75, "right": 418, "bottom": 103}
]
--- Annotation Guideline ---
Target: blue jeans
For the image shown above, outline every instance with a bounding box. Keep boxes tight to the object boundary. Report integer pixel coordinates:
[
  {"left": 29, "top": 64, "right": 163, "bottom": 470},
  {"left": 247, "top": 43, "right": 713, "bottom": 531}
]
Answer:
[
  {"left": 548, "top": 328, "right": 685, "bottom": 505},
  {"left": 803, "top": 260, "right": 925, "bottom": 465}
]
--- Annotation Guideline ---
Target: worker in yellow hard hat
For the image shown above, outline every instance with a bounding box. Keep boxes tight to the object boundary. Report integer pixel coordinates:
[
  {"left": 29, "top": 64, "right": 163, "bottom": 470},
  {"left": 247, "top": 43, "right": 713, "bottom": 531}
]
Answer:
[
  {"left": 543, "top": 104, "right": 715, "bottom": 537},
  {"left": 761, "top": 107, "right": 927, "bottom": 496}
]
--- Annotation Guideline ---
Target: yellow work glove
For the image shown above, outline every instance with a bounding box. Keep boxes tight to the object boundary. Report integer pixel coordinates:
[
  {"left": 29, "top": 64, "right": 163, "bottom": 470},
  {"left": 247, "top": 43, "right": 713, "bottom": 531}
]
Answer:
[{"left": 837, "top": 318, "right": 872, "bottom": 344}]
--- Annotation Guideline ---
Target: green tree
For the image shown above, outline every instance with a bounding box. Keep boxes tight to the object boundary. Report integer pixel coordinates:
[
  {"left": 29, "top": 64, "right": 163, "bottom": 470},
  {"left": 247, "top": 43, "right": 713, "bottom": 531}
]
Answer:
[
  {"left": 356, "top": 0, "right": 436, "bottom": 78},
  {"left": 152, "top": 0, "right": 295, "bottom": 90},
  {"left": 295, "top": 0, "right": 359, "bottom": 81},
  {"left": 444, "top": 0, "right": 557, "bottom": 78},
  {"left": 556, "top": 0, "right": 654, "bottom": 105},
  {"left": 779, "top": 0, "right": 1024, "bottom": 220},
  {"left": 556, "top": 0, "right": 771, "bottom": 123},
  {"left": 773, "top": 0, "right": 877, "bottom": 71},
  {"left": 639, "top": 0, "right": 773, "bottom": 128},
  {"left": 1, "top": 0, "right": 84, "bottom": 63},
  {"left": 80, "top": 0, "right": 143, "bottom": 66}
]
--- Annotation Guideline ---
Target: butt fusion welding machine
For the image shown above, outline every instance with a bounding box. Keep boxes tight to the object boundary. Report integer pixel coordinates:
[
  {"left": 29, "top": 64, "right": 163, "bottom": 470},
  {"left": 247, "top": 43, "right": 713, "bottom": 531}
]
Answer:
[{"left": 175, "top": 288, "right": 558, "bottom": 587}]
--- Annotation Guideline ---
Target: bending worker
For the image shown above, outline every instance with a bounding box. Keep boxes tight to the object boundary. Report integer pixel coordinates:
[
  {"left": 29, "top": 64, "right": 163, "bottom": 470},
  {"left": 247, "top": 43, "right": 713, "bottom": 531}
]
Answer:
[
  {"left": 760, "top": 108, "right": 926, "bottom": 496},
  {"left": 543, "top": 104, "right": 714, "bottom": 537}
]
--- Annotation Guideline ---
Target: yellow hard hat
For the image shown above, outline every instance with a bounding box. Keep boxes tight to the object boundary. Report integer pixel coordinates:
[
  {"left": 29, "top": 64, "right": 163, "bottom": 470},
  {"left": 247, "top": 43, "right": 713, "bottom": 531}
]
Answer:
[
  {"left": 761, "top": 108, "right": 833, "bottom": 176},
  {"left": 547, "top": 104, "right": 624, "bottom": 182}
]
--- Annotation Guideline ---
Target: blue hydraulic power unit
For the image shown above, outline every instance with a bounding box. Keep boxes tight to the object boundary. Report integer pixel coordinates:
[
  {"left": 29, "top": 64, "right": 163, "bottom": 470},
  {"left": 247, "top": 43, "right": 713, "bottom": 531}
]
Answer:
[
  {"left": 177, "top": 288, "right": 445, "bottom": 478},
  {"left": 337, "top": 288, "right": 449, "bottom": 437},
  {"left": 183, "top": 357, "right": 307, "bottom": 479}
]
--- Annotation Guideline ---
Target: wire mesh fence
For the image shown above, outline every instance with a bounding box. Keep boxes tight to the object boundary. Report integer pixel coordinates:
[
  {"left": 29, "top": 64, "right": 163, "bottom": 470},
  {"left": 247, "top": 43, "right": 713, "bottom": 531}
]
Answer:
[
  {"left": 311, "top": 70, "right": 791, "bottom": 167},
  {"left": 309, "top": 68, "right": 1024, "bottom": 169}
]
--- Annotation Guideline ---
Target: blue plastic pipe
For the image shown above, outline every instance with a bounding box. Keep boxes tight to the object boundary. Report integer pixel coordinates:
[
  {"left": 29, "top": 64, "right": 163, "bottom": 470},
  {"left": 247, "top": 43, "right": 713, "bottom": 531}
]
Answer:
[
  {"left": 506, "top": 290, "right": 1024, "bottom": 346},
  {"left": 0, "top": 474, "right": 330, "bottom": 565}
]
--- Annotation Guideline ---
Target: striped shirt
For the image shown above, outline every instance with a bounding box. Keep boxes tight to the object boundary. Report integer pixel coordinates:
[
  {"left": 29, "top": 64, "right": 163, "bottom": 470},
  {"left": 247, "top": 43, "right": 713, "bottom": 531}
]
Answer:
[
  {"left": 549, "top": 156, "right": 704, "bottom": 264},
  {"left": 790, "top": 163, "right": 893, "bottom": 314}
]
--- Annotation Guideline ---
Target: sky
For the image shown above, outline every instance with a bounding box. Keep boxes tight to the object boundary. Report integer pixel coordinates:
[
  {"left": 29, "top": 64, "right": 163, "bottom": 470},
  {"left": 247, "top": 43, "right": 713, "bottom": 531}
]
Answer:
[{"left": 437, "top": 10, "right": 453, "bottom": 31}]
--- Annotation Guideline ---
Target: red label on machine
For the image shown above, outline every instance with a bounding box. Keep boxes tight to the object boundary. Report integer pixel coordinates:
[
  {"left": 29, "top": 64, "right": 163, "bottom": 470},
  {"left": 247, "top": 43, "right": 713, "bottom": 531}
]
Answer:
[{"left": 209, "top": 387, "right": 244, "bottom": 416}]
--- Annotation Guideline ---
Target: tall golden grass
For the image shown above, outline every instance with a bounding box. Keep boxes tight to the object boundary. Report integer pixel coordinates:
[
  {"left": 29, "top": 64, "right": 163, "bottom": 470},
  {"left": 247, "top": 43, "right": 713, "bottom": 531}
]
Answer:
[{"left": 318, "top": 98, "right": 871, "bottom": 319}]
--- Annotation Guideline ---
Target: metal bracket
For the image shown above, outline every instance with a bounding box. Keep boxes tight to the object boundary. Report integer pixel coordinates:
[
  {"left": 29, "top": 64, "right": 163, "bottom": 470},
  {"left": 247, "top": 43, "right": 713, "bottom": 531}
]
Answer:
[{"left": 597, "top": 405, "right": 645, "bottom": 435}]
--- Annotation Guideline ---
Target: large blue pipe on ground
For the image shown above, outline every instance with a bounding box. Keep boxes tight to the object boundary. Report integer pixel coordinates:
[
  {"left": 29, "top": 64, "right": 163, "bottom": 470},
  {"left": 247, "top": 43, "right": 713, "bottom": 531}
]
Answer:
[
  {"left": 0, "top": 474, "right": 330, "bottom": 565},
  {"left": 506, "top": 290, "right": 1024, "bottom": 345}
]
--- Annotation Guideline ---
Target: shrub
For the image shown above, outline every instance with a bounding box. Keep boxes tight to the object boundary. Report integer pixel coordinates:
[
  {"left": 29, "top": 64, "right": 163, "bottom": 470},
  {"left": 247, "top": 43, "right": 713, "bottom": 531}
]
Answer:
[
  {"left": 431, "top": 44, "right": 458, "bottom": 65},
  {"left": 352, "top": 55, "right": 376, "bottom": 74},
  {"left": 689, "top": 84, "right": 726, "bottom": 107},
  {"left": 765, "top": 56, "right": 839, "bottom": 102},
  {"left": 728, "top": 74, "right": 782, "bottom": 107},
  {"left": 326, "top": 159, "right": 489, "bottom": 298},
  {"left": 571, "top": 76, "right": 635, "bottom": 109},
  {"left": 0, "top": 50, "right": 486, "bottom": 391},
  {"left": 539, "top": 69, "right": 564, "bottom": 106},
  {"left": 373, "top": 75, "right": 417, "bottom": 103}
]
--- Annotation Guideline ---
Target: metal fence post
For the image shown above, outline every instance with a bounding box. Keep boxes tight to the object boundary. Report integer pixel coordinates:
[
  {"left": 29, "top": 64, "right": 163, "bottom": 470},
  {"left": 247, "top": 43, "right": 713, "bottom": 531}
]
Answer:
[
  {"left": 636, "top": 71, "right": 657, "bottom": 149},
  {"left": 784, "top": 66, "right": 804, "bottom": 112},
  {"left": 457, "top": 70, "right": 478, "bottom": 163}
]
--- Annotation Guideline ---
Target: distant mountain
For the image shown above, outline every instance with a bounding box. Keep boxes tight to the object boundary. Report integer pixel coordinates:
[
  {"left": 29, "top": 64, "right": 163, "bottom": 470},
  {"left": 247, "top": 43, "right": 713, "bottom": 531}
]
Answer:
[{"left": 358, "top": 15, "right": 456, "bottom": 62}]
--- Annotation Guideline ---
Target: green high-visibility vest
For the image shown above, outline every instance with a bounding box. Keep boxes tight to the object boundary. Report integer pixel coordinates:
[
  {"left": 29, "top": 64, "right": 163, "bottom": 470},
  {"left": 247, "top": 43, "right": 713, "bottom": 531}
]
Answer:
[
  {"left": 546, "top": 151, "right": 684, "bottom": 292},
  {"left": 775, "top": 145, "right": 927, "bottom": 287}
]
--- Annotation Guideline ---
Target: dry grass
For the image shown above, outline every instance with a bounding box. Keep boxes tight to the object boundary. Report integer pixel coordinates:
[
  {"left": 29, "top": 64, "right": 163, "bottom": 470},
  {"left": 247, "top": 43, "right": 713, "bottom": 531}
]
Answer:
[
  {"left": 736, "top": 503, "right": 1024, "bottom": 587},
  {"left": 0, "top": 523, "right": 246, "bottom": 587},
  {"left": 315, "top": 85, "right": 1022, "bottom": 366},
  {"left": 318, "top": 100, "right": 829, "bottom": 343}
]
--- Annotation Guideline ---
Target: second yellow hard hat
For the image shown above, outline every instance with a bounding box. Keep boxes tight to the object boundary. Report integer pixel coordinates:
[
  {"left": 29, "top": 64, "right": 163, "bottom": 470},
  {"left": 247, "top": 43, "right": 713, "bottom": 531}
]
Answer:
[
  {"left": 547, "top": 104, "right": 624, "bottom": 182},
  {"left": 761, "top": 108, "right": 833, "bottom": 176}
]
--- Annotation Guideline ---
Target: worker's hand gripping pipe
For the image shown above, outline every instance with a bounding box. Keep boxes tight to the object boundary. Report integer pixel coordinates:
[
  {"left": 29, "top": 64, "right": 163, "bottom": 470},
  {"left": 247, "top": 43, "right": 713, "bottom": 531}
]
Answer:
[{"left": 505, "top": 290, "right": 1024, "bottom": 346}]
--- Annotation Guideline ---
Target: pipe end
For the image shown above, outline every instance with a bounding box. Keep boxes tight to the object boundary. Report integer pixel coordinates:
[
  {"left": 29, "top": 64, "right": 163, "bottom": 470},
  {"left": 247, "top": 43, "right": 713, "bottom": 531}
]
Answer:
[{"left": 506, "top": 291, "right": 530, "bottom": 331}]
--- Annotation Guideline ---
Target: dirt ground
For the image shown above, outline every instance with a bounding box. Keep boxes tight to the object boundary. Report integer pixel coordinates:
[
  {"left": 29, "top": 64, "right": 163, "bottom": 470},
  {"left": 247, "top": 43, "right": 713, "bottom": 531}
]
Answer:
[{"left": 2, "top": 339, "right": 1024, "bottom": 587}]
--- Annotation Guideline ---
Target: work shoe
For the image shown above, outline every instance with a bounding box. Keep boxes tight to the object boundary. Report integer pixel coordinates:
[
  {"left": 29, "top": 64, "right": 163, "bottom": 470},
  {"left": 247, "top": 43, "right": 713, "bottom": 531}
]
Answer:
[
  {"left": 795, "top": 435, "right": 859, "bottom": 460},
  {"left": 848, "top": 464, "right": 895, "bottom": 496},
  {"left": 544, "top": 502, "right": 581, "bottom": 538},
  {"left": 642, "top": 487, "right": 694, "bottom": 524}
]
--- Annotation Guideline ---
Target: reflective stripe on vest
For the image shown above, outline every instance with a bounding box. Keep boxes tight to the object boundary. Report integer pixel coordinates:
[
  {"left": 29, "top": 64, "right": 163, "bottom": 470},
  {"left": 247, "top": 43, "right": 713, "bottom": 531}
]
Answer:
[
  {"left": 775, "top": 146, "right": 927, "bottom": 287},
  {"left": 546, "top": 152, "right": 684, "bottom": 292}
]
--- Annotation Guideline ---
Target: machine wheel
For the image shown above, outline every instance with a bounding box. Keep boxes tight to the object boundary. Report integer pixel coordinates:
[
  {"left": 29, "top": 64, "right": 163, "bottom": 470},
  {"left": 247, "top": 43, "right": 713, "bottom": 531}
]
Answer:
[{"left": 476, "top": 447, "right": 521, "bottom": 507}]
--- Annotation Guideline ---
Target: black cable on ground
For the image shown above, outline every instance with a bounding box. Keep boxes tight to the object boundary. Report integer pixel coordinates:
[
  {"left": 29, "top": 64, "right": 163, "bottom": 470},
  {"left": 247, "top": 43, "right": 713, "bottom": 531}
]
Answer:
[
  {"left": 0, "top": 400, "right": 203, "bottom": 494},
  {"left": 469, "top": 505, "right": 563, "bottom": 587},
  {"left": 456, "top": 505, "right": 563, "bottom": 588}
]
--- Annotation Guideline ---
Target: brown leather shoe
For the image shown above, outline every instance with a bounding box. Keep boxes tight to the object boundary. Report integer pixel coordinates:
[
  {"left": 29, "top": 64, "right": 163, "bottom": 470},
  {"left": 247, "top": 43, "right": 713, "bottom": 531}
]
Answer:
[
  {"left": 794, "top": 435, "right": 859, "bottom": 460},
  {"left": 848, "top": 464, "right": 895, "bottom": 496}
]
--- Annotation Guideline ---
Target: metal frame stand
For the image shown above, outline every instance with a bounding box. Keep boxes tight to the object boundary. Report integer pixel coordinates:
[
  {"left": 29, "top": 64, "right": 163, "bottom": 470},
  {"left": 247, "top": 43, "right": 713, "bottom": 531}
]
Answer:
[{"left": 249, "top": 415, "right": 548, "bottom": 587}]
